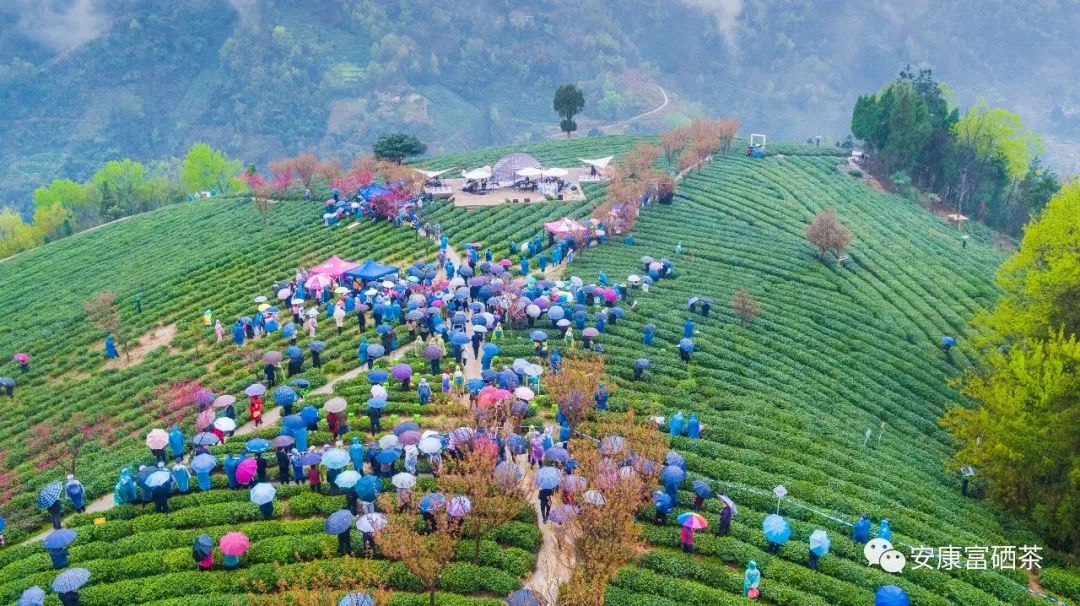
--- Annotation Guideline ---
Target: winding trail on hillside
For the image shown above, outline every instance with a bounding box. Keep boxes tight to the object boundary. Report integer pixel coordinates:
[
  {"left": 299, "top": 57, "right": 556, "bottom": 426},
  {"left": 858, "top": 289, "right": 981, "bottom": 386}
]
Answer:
[{"left": 599, "top": 84, "right": 669, "bottom": 134}]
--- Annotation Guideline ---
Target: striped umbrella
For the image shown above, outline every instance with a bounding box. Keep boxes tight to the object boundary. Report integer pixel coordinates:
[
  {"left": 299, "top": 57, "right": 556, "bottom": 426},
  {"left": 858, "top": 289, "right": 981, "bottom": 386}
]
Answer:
[{"left": 678, "top": 512, "right": 709, "bottom": 530}]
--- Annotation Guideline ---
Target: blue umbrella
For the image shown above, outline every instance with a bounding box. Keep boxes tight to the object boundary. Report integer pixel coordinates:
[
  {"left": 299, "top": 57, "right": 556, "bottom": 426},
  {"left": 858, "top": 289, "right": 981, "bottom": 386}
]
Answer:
[
  {"left": 250, "top": 483, "right": 276, "bottom": 505},
  {"left": 545, "top": 447, "right": 570, "bottom": 463},
  {"left": 450, "top": 332, "right": 470, "bottom": 346},
  {"left": 466, "top": 378, "right": 485, "bottom": 392},
  {"left": 481, "top": 368, "right": 498, "bottom": 382},
  {"left": 692, "top": 480, "right": 714, "bottom": 498},
  {"left": 285, "top": 345, "right": 303, "bottom": 359},
  {"left": 367, "top": 398, "right": 388, "bottom": 409},
  {"left": 507, "top": 434, "right": 527, "bottom": 455},
  {"left": 610, "top": 307, "right": 626, "bottom": 318},
  {"left": 299, "top": 452, "right": 322, "bottom": 466},
  {"left": 482, "top": 343, "right": 500, "bottom": 356},
  {"left": 146, "top": 470, "right": 172, "bottom": 488},
  {"left": 535, "top": 466, "right": 562, "bottom": 489},
  {"left": 376, "top": 324, "right": 394, "bottom": 335},
  {"left": 679, "top": 338, "right": 694, "bottom": 352},
  {"left": 335, "top": 470, "right": 362, "bottom": 489},
  {"left": 506, "top": 589, "right": 542, "bottom": 606},
  {"left": 419, "top": 492, "right": 446, "bottom": 513},
  {"left": 375, "top": 449, "right": 400, "bottom": 464},
  {"left": 309, "top": 341, "right": 327, "bottom": 352},
  {"left": 634, "top": 358, "right": 651, "bottom": 369},
  {"left": 323, "top": 449, "right": 350, "bottom": 470},
  {"left": 367, "top": 344, "right": 385, "bottom": 358},
  {"left": 43, "top": 529, "right": 77, "bottom": 549},
  {"left": 394, "top": 421, "right": 420, "bottom": 435},
  {"left": 273, "top": 385, "right": 297, "bottom": 406},
  {"left": 548, "top": 306, "right": 565, "bottom": 321},
  {"left": 652, "top": 491, "right": 673, "bottom": 509},
  {"left": 194, "top": 534, "right": 213, "bottom": 557},
  {"left": 300, "top": 405, "right": 320, "bottom": 426},
  {"left": 809, "top": 529, "right": 830, "bottom": 556},
  {"left": 530, "top": 330, "right": 548, "bottom": 341},
  {"left": 37, "top": 481, "right": 62, "bottom": 509},
  {"left": 292, "top": 378, "right": 311, "bottom": 390},
  {"left": 191, "top": 453, "right": 217, "bottom": 473},
  {"left": 665, "top": 451, "right": 685, "bottom": 468},
  {"left": 355, "top": 476, "right": 381, "bottom": 501},
  {"left": 245, "top": 438, "right": 271, "bottom": 454},
  {"left": 192, "top": 431, "right": 220, "bottom": 446},
  {"left": 18, "top": 586, "right": 45, "bottom": 606},
  {"left": 367, "top": 369, "right": 389, "bottom": 384},
  {"left": 661, "top": 465, "right": 685, "bottom": 485},
  {"left": 52, "top": 567, "right": 91, "bottom": 593},
  {"left": 325, "top": 510, "right": 354, "bottom": 535},
  {"left": 282, "top": 414, "right": 306, "bottom": 430},
  {"left": 762, "top": 514, "right": 792, "bottom": 544},
  {"left": 339, "top": 593, "right": 375, "bottom": 606},
  {"left": 875, "top": 586, "right": 910, "bottom": 606}
]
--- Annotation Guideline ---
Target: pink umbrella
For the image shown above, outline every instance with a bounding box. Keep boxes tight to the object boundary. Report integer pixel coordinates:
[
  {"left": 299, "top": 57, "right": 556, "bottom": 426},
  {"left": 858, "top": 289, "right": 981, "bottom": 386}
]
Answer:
[
  {"left": 499, "top": 259, "right": 513, "bottom": 267},
  {"left": 145, "top": 429, "right": 168, "bottom": 450},
  {"left": 195, "top": 409, "right": 215, "bottom": 431},
  {"left": 304, "top": 273, "right": 334, "bottom": 291},
  {"left": 219, "top": 532, "right": 249, "bottom": 556},
  {"left": 399, "top": 430, "right": 422, "bottom": 445},
  {"left": 447, "top": 496, "right": 472, "bottom": 517},
  {"left": 13, "top": 353, "right": 29, "bottom": 364},
  {"left": 603, "top": 289, "right": 617, "bottom": 303},
  {"left": 236, "top": 459, "right": 258, "bottom": 485}
]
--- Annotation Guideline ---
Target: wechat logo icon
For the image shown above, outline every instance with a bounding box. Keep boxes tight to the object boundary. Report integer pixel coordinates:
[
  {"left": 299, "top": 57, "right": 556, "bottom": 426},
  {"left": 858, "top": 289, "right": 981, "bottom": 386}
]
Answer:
[{"left": 865, "top": 538, "right": 907, "bottom": 573}]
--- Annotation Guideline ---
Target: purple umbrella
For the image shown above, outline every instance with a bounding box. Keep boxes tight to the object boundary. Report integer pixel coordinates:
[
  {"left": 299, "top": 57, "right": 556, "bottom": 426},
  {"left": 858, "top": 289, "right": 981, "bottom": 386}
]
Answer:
[
  {"left": 271, "top": 435, "right": 295, "bottom": 448},
  {"left": 245, "top": 383, "right": 267, "bottom": 397},
  {"left": 582, "top": 327, "right": 599, "bottom": 337},
  {"left": 391, "top": 364, "right": 413, "bottom": 381},
  {"left": 423, "top": 345, "right": 443, "bottom": 361}
]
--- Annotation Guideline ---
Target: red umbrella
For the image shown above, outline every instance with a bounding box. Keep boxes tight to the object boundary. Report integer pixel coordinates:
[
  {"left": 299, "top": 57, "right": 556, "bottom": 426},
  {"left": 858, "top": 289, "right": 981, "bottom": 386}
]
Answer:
[
  {"left": 219, "top": 532, "right": 249, "bottom": 556},
  {"left": 236, "top": 459, "right": 258, "bottom": 485}
]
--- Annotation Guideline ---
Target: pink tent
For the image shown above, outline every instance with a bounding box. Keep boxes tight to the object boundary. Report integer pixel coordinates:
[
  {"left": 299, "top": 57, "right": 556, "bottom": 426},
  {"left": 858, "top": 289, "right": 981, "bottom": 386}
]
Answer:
[
  {"left": 309, "top": 255, "right": 359, "bottom": 279},
  {"left": 543, "top": 217, "right": 589, "bottom": 239}
]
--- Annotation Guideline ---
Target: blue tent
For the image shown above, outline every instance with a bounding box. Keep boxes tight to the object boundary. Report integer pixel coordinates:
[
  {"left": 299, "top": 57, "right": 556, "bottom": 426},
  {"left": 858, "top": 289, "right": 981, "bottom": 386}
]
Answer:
[
  {"left": 361, "top": 183, "right": 392, "bottom": 200},
  {"left": 345, "top": 260, "right": 398, "bottom": 282}
]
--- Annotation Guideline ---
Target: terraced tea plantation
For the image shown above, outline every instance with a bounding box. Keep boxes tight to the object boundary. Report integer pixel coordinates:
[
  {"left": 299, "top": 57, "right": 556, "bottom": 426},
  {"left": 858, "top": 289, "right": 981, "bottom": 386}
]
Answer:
[
  {"left": 0, "top": 137, "right": 1075, "bottom": 604},
  {"left": 566, "top": 151, "right": 1076, "bottom": 604}
]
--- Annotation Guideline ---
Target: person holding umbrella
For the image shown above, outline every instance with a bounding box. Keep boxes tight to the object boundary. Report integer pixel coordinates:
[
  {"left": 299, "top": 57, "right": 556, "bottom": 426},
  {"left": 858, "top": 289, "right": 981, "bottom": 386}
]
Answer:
[
  {"left": 38, "top": 481, "right": 64, "bottom": 529},
  {"left": 52, "top": 567, "right": 90, "bottom": 606},
  {"left": 367, "top": 399, "right": 384, "bottom": 435},
  {"left": 193, "top": 534, "right": 214, "bottom": 572},
  {"left": 0, "top": 376, "right": 14, "bottom": 398},
  {"left": 251, "top": 483, "right": 276, "bottom": 519},
  {"left": 171, "top": 461, "right": 191, "bottom": 493},
  {"left": 653, "top": 492, "right": 673, "bottom": 525},
  {"left": 808, "top": 529, "right": 830, "bottom": 570},
  {"left": 64, "top": 475, "right": 85, "bottom": 513},
  {"left": 762, "top": 514, "right": 792, "bottom": 554},
  {"left": 219, "top": 532, "right": 249, "bottom": 571},
  {"left": 147, "top": 428, "right": 169, "bottom": 464},
  {"left": 149, "top": 463, "right": 173, "bottom": 513},
  {"left": 717, "top": 496, "right": 734, "bottom": 536},
  {"left": 692, "top": 480, "right": 713, "bottom": 511},
  {"left": 326, "top": 510, "right": 354, "bottom": 556},
  {"left": 44, "top": 529, "right": 77, "bottom": 568},
  {"left": 17, "top": 586, "right": 46, "bottom": 606},
  {"left": 678, "top": 512, "right": 708, "bottom": 553}
]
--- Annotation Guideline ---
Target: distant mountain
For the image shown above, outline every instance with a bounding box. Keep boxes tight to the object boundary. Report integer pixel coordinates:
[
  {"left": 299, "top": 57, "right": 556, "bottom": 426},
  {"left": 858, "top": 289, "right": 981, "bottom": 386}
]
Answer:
[{"left": 1, "top": 0, "right": 1077, "bottom": 214}]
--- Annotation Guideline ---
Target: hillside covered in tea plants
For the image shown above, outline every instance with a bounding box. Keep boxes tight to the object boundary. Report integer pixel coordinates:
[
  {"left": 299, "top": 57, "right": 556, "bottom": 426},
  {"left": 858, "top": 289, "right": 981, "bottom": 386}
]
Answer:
[{"left": 0, "top": 136, "right": 1076, "bottom": 604}]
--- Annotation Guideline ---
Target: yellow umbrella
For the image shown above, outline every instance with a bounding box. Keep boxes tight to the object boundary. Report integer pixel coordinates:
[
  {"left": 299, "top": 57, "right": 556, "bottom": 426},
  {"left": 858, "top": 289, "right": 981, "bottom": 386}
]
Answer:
[{"left": 257, "top": 303, "right": 270, "bottom": 312}]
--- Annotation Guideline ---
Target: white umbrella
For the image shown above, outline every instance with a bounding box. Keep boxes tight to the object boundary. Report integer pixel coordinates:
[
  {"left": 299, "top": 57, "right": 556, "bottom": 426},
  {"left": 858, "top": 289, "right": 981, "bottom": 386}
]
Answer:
[
  {"left": 213, "top": 417, "right": 236, "bottom": 432},
  {"left": 378, "top": 434, "right": 400, "bottom": 449},
  {"left": 543, "top": 167, "right": 568, "bottom": 177},
  {"left": 462, "top": 166, "right": 492, "bottom": 180},
  {"left": 419, "top": 436, "right": 442, "bottom": 454},
  {"left": 356, "top": 513, "right": 387, "bottom": 533},
  {"left": 514, "top": 387, "right": 535, "bottom": 401},
  {"left": 516, "top": 167, "right": 543, "bottom": 178},
  {"left": 392, "top": 472, "right": 416, "bottom": 489},
  {"left": 370, "top": 385, "right": 388, "bottom": 400}
]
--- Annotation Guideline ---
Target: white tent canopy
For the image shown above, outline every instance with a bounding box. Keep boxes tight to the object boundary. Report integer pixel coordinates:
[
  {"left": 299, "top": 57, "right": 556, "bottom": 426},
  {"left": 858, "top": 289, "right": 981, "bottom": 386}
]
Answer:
[
  {"left": 516, "top": 167, "right": 543, "bottom": 178},
  {"left": 542, "top": 167, "right": 568, "bottom": 177},
  {"left": 415, "top": 168, "right": 450, "bottom": 179},
  {"left": 461, "top": 166, "right": 492, "bottom": 180},
  {"left": 580, "top": 156, "right": 614, "bottom": 169}
]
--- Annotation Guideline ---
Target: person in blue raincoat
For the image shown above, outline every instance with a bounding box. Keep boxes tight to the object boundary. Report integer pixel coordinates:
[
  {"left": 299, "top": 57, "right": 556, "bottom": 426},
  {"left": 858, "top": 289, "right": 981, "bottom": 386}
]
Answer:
[
  {"left": 687, "top": 413, "right": 700, "bottom": 438},
  {"left": 172, "top": 462, "right": 191, "bottom": 493},
  {"left": 357, "top": 338, "right": 368, "bottom": 367},
  {"left": 224, "top": 453, "right": 239, "bottom": 490},
  {"left": 232, "top": 321, "right": 245, "bottom": 347},
  {"left": 597, "top": 271, "right": 609, "bottom": 286},
  {"left": 293, "top": 426, "right": 309, "bottom": 451},
  {"left": 552, "top": 246, "right": 563, "bottom": 265},
  {"left": 669, "top": 412, "right": 685, "bottom": 437},
  {"left": 194, "top": 459, "right": 213, "bottom": 491},
  {"left": 743, "top": 561, "right": 761, "bottom": 597},
  {"left": 168, "top": 425, "right": 185, "bottom": 461},
  {"left": 683, "top": 319, "right": 694, "bottom": 339},
  {"left": 440, "top": 234, "right": 449, "bottom": 250},
  {"left": 594, "top": 383, "right": 609, "bottom": 411},
  {"left": 485, "top": 248, "right": 493, "bottom": 262},
  {"left": 114, "top": 468, "right": 137, "bottom": 504},
  {"left": 852, "top": 513, "right": 871, "bottom": 543},
  {"left": 445, "top": 259, "right": 455, "bottom": 279},
  {"left": 417, "top": 378, "right": 432, "bottom": 405},
  {"left": 520, "top": 256, "right": 529, "bottom": 276},
  {"left": 65, "top": 474, "right": 85, "bottom": 513},
  {"left": 104, "top": 334, "right": 119, "bottom": 359},
  {"left": 350, "top": 437, "right": 366, "bottom": 473},
  {"left": 290, "top": 449, "right": 304, "bottom": 484},
  {"left": 876, "top": 519, "right": 892, "bottom": 541},
  {"left": 538, "top": 254, "right": 548, "bottom": 273},
  {"left": 643, "top": 324, "right": 655, "bottom": 345},
  {"left": 655, "top": 493, "right": 673, "bottom": 524},
  {"left": 595, "top": 313, "right": 607, "bottom": 333}
]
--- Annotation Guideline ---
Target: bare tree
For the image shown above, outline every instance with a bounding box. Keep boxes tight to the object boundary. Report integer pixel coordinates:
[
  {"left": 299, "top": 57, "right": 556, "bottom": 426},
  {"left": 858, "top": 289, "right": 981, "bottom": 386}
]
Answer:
[
  {"left": 546, "top": 354, "right": 607, "bottom": 429},
  {"left": 806, "top": 208, "right": 853, "bottom": 265},
  {"left": 731, "top": 288, "right": 762, "bottom": 326},
  {"left": 374, "top": 494, "right": 459, "bottom": 606},
  {"left": 438, "top": 444, "right": 528, "bottom": 563}
]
